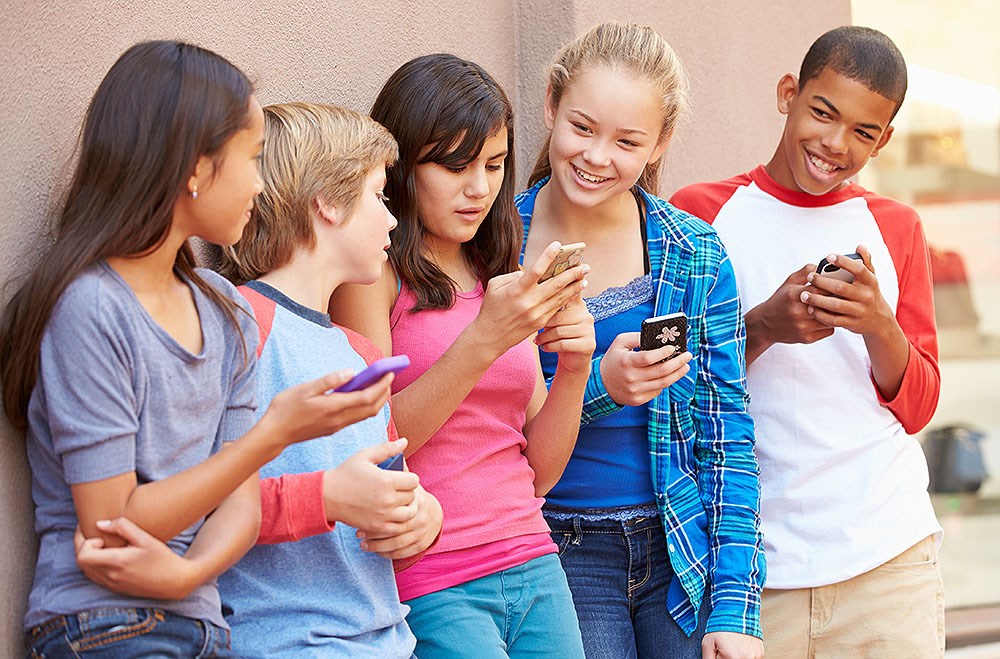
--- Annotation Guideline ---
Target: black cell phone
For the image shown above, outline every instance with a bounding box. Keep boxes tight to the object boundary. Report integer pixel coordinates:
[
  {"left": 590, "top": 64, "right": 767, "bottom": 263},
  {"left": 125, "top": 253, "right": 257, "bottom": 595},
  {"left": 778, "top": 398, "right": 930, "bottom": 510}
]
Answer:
[
  {"left": 538, "top": 242, "right": 586, "bottom": 283},
  {"left": 377, "top": 453, "right": 404, "bottom": 471},
  {"left": 640, "top": 312, "right": 688, "bottom": 359},
  {"left": 815, "top": 252, "right": 862, "bottom": 283},
  {"left": 334, "top": 355, "right": 410, "bottom": 393}
]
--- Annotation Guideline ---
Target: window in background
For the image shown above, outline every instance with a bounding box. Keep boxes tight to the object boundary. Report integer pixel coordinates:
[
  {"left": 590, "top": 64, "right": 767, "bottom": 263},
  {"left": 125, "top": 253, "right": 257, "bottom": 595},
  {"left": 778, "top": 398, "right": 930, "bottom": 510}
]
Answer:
[{"left": 852, "top": 0, "right": 1000, "bottom": 644}]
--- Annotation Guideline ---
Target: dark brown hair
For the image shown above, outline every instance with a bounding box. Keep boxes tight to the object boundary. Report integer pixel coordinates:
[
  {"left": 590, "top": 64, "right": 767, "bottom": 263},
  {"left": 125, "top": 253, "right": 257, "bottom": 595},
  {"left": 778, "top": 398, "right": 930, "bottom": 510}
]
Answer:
[
  {"left": 799, "top": 26, "right": 907, "bottom": 120},
  {"left": 1, "top": 40, "right": 253, "bottom": 429},
  {"left": 370, "top": 53, "right": 520, "bottom": 311}
]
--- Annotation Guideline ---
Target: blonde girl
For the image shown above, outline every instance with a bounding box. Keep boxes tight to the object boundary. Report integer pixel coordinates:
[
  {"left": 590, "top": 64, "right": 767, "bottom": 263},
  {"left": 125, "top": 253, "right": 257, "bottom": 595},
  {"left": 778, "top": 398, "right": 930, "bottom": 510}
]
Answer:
[{"left": 517, "top": 21, "right": 766, "bottom": 659}]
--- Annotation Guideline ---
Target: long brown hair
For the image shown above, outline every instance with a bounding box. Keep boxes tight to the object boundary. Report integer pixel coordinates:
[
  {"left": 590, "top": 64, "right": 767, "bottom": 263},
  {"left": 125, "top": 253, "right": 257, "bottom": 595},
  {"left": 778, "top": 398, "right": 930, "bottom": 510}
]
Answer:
[
  {"left": 528, "top": 21, "right": 689, "bottom": 196},
  {"left": 0, "top": 40, "right": 254, "bottom": 429},
  {"left": 370, "top": 53, "right": 520, "bottom": 311}
]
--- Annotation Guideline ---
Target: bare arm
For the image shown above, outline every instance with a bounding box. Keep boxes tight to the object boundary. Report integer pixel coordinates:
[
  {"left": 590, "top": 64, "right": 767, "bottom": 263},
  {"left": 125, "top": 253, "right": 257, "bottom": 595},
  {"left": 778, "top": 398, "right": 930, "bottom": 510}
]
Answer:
[
  {"left": 74, "top": 473, "right": 261, "bottom": 600},
  {"left": 72, "top": 371, "right": 392, "bottom": 545},
  {"left": 522, "top": 296, "right": 594, "bottom": 495}
]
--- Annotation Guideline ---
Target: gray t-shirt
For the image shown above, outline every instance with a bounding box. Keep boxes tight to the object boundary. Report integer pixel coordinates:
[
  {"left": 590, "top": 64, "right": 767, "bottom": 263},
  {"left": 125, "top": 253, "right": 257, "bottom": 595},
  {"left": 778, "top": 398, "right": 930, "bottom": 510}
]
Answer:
[{"left": 23, "top": 262, "right": 258, "bottom": 630}]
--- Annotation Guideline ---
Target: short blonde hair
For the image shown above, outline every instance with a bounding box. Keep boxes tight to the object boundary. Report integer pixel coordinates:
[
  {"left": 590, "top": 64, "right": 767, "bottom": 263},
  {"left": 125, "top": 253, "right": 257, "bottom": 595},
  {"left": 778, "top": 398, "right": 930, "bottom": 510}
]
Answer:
[
  {"left": 219, "top": 102, "right": 398, "bottom": 284},
  {"left": 530, "top": 21, "right": 690, "bottom": 195}
]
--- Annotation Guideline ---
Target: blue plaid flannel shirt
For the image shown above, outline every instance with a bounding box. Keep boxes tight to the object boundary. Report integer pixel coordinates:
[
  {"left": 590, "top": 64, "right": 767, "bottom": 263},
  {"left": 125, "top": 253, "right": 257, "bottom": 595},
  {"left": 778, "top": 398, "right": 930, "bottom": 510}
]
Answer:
[{"left": 517, "top": 179, "right": 765, "bottom": 637}]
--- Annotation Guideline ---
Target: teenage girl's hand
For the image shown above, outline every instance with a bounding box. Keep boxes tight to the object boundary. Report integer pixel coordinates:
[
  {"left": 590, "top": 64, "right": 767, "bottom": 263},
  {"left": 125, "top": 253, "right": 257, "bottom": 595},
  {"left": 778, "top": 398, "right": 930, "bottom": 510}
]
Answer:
[
  {"left": 469, "top": 242, "right": 589, "bottom": 360},
  {"left": 701, "top": 631, "right": 764, "bottom": 659},
  {"left": 260, "top": 371, "right": 394, "bottom": 447},
  {"left": 74, "top": 518, "right": 199, "bottom": 600},
  {"left": 744, "top": 264, "right": 833, "bottom": 365},
  {"left": 357, "top": 485, "right": 443, "bottom": 561},
  {"left": 322, "top": 439, "right": 421, "bottom": 536},
  {"left": 535, "top": 294, "right": 595, "bottom": 375},
  {"left": 599, "top": 332, "right": 692, "bottom": 406}
]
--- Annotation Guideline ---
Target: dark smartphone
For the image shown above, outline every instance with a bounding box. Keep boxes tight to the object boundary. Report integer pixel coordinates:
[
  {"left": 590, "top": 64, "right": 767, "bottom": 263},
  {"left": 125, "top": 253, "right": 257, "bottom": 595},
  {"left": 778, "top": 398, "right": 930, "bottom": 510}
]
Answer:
[
  {"left": 334, "top": 355, "right": 410, "bottom": 393},
  {"left": 377, "top": 453, "right": 405, "bottom": 471},
  {"left": 815, "top": 252, "right": 862, "bottom": 283},
  {"left": 538, "top": 242, "right": 586, "bottom": 283},
  {"left": 640, "top": 312, "right": 688, "bottom": 359}
]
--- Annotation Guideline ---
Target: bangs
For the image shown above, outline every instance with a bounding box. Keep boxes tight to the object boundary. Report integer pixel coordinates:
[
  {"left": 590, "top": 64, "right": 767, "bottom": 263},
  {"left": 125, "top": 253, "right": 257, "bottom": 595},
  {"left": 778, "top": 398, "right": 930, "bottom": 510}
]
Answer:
[{"left": 417, "top": 96, "right": 508, "bottom": 167}]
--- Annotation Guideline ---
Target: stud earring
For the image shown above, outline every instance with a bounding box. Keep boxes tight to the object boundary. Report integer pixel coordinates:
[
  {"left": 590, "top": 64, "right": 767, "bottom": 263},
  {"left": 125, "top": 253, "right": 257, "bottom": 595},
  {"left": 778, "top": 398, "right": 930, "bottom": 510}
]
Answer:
[{"left": 191, "top": 186, "right": 199, "bottom": 200}]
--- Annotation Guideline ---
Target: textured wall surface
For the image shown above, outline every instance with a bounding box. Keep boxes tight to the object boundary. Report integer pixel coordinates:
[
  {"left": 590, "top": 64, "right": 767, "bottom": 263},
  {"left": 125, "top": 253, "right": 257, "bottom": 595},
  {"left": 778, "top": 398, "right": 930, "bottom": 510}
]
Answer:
[{"left": 0, "top": 1, "right": 846, "bottom": 653}]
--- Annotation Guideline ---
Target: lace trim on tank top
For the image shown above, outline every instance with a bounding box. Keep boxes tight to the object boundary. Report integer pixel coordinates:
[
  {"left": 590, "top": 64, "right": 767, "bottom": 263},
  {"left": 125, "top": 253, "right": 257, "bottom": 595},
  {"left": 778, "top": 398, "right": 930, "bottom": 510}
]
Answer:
[
  {"left": 543, "top": 503, "right": 660, "bottom": 522},
  {"left": 584, "top": 273, "right": 654, "bottom": 323}
]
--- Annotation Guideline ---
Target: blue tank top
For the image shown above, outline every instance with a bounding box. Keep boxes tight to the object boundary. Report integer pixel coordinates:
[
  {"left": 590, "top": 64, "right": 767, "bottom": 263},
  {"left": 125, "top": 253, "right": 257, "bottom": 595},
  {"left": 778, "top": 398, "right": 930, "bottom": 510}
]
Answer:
[{"left": 541, "top": 274, "right": 656, "bottom": 508}]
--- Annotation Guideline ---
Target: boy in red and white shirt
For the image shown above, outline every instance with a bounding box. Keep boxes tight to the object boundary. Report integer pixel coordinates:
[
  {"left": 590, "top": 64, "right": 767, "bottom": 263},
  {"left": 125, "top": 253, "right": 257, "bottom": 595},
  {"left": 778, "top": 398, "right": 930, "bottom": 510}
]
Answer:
[{"left": 671, "top": 26, "right": 943, "bottom": 658}]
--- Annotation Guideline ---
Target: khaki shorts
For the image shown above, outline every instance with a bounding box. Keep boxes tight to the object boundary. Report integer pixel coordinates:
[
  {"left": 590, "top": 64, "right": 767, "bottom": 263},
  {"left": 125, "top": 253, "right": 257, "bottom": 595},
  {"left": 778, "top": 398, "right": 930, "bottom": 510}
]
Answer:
[{"left": 762, "top": 534, "right": 945, "bottom": 658}]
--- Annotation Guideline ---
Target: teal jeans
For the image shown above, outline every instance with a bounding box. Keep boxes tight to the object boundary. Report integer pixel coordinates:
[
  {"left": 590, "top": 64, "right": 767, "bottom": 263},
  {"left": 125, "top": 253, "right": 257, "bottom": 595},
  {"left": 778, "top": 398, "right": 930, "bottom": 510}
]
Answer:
[{"left": 404, "top": 553, "right": 585, "bottom": 658}]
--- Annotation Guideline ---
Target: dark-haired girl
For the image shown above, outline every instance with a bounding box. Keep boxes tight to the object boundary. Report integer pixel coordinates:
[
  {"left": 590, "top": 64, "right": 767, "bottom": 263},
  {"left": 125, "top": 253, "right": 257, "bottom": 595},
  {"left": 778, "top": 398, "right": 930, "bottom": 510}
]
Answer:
[
  {"left": 329, "top": 54, "right": 592, "bottom": 658},
  {"left": 1, "top": 41, "right": 392, "bottom": 657}
]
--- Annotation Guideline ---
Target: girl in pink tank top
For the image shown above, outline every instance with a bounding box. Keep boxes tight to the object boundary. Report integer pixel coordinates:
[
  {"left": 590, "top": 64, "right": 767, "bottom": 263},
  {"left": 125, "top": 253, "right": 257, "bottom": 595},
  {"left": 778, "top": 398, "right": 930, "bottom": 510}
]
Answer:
[{"left": 328, "top": 54, "right": 595, "bottom": 658}]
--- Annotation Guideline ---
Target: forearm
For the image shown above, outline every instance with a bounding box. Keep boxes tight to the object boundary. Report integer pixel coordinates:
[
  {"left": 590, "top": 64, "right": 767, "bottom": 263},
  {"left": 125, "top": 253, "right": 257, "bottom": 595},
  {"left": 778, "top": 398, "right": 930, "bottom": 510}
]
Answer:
[
  {"left": 581, "top": 354, "right": 624, "bottom": 424},
  {"left": 122, "top": 423, "right": 283, "bottom": 542},
  {"left": 742, "top": 305, "right": 773, "bottom": 366},
  {"left": 258, "top": 471, "right": 332, "bottom": 545},
  {"left": 523, "top": 364, "right": 589, "bottom": 496},
  {"left": 863, "top": 315, "right": 911, "bottom": 402},
  {"left": 181, "top": 476, "right": 262, "bottom": 589},
  {"left": 391, "top": 326, "right": 502, "bottom": 454}
]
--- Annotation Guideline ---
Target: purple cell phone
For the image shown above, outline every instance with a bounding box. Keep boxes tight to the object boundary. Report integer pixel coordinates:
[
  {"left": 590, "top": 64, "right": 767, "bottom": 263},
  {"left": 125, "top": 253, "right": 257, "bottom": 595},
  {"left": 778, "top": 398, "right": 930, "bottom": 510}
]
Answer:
[{"left": 334, "top": 355, "right": 410, "bottom": 393}]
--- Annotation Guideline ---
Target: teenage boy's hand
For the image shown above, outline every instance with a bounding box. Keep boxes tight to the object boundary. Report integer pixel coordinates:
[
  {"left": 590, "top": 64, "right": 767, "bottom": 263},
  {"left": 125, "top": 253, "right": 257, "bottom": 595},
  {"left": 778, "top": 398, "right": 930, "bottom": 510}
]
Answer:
[
  {"left": 701, "top": 631, "right": 764, "bottom": 659},
  {"left": 599, "top": 332, "right": 692, "bottom": 406},
  {"left": 357, "top": 485, "right": 443, "bottom": 561},
  {"left": 744, "top": 264, "right": 834, "bottom": 365},
  {"left": 322, "top": 439, "right": 421, "bottom": 536},
  {"left": 799, "top": 244, "right": 910, "bottom": 400}
]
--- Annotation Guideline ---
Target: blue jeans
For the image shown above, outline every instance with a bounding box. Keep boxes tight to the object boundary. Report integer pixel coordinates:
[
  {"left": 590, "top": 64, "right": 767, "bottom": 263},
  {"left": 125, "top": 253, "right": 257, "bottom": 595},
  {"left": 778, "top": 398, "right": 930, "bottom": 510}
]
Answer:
[
  {"left": 26, "top": 608, "right": 235, "bottom": 658},
  {"left": 404, "top": 553, "right": 585, "bottom": 658},
  {"left": 545, "top": 507, "right": 708, "bottom": 659}
]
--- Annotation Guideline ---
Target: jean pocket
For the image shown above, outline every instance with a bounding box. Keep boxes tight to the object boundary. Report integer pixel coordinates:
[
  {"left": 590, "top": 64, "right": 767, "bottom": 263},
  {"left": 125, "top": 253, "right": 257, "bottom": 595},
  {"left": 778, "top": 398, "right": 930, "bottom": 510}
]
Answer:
[
  {"left": 552, "top": 531, "right": 576, "bottom": 557},
  {"left": 72, "top": 608, "right": 163, "bottom": 652},
  {"left": 882, "top": 535, "right": 938, "bottom": 570}
]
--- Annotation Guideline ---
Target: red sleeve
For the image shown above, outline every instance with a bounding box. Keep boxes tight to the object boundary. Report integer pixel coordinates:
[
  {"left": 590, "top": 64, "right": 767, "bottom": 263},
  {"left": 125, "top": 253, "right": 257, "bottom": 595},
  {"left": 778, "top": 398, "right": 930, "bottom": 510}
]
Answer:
[
  {"left": 865, "top": 194, "right": 940, "bottom": 433},
  {"left": 257, "top": 471, "right": 334, "bottom": 545},
  {"left": 668, "top": 175, "right": 749, "bottom": 225}
]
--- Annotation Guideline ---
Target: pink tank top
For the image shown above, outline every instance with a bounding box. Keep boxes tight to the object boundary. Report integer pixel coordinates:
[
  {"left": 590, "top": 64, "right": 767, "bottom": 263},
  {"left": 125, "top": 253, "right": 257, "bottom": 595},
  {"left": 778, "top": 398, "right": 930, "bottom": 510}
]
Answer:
[{"left": 391, "top": 280, "right": 554, "bottom": 599}]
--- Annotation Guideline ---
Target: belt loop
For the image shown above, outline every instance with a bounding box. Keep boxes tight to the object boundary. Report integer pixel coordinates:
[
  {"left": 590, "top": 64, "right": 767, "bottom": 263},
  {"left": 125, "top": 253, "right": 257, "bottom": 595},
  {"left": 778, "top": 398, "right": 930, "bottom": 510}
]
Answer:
[{"left": 571, "top": 516, "right": 583, "bottom": 546}]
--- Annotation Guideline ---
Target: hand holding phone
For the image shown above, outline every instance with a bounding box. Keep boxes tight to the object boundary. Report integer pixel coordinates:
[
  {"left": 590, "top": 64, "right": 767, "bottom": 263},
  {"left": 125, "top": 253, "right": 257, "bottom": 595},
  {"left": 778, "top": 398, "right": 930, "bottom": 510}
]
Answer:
[
  {"left": 334, "top": 355, "right": 410, "bottom": 393},
  {"left": 815, "top": 252, "right": 862, "bottom": 283},
  {"left": 640, "top": 313, "right": 688, "bottom": 360},
  {"left": 538, "top": 242, "right": 586, "bottom": 283},
  {"left": 377, "top": 453, "right": 405, "bottom": 471}
]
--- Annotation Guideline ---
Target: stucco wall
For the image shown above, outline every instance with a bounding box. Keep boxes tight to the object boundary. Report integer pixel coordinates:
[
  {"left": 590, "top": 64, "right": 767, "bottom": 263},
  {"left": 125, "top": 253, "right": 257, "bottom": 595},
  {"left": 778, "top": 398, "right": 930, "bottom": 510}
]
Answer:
[{"left": 0, "top": 0, "right": 847, "bottom": 653}]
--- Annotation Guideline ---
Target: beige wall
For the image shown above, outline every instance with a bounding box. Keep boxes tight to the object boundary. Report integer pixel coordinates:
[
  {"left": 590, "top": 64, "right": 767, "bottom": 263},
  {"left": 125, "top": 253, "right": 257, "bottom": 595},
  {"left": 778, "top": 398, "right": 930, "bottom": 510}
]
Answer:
[{"left": 0, "top": 0, "right": 848, "bottom": 653}]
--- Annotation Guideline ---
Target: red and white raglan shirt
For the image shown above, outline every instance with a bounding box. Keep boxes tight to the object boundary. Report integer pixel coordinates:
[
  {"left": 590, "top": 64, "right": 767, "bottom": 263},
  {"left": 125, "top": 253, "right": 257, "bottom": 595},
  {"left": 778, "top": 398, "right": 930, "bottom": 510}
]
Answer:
[{"left": 670, "top": 165, "right": 942, "bottom": 589}]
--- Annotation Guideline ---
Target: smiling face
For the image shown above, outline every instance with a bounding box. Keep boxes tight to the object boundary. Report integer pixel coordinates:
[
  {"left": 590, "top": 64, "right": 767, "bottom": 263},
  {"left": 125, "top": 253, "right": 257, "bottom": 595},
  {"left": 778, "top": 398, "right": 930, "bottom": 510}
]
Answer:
[
  {"left": 544, "top": 65, "right": 669, "bottom": 210},
  {"left": 338, "top": 164, "right": 397, "bottom": 284},
  {"left": 188, "top": 96, "right": 266, "bottom": 246},
  {"left": 766, "top": 66, "right": 897, "bottom": 196},
  {"left": 413, "top": 128, "right": 508, "bottom": 254}
]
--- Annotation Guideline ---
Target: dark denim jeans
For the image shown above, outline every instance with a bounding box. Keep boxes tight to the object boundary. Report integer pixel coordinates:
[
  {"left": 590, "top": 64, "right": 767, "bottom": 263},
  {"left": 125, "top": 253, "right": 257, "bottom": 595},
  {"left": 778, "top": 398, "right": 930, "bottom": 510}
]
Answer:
[
  {"left": 545, "top": 507, "right": 708, "bottom": 659},
  {"left": 26, "top": 608, "right": 236, "bottom": 658}
]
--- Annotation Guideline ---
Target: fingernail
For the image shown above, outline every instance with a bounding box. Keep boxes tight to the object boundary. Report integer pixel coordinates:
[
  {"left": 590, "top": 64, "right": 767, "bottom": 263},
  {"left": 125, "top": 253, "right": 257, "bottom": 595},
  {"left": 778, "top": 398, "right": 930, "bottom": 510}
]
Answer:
[
  {"left": 800, "top": 292, "right": 809, "bottom": 303},
  {"left": 580, "top": 279, "right": 588, "bottom": 289},
  {"left": 828, "top": 254, "right": 837, "bottom": 263},
  {"left": 582, "top": 264, "right": 591, "bottom": 274},
  {"left": 807, "top": 273, "right": 815, "bottom": 283},
  {"left": 96, "top": 519, "right": 111, "bottom": 529}
]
